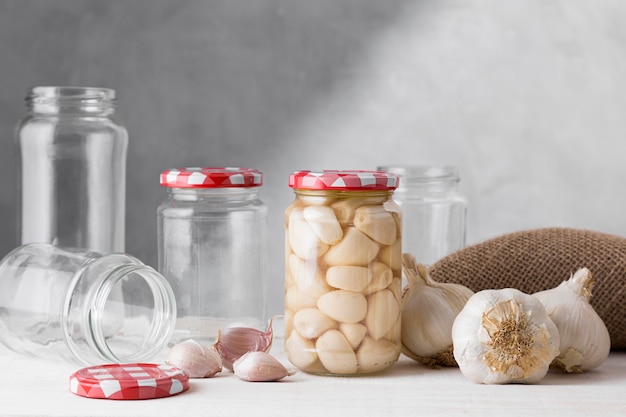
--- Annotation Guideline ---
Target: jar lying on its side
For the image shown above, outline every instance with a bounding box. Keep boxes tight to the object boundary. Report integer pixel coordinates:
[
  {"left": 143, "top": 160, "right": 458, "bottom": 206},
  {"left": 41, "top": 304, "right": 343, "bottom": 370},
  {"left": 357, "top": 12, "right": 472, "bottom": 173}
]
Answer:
[
  {"left": 284, "top": 170, "right": 402, "bottom": 376},
  {"left": 0, "top": 243, "right": 176, "bottom": 365}
]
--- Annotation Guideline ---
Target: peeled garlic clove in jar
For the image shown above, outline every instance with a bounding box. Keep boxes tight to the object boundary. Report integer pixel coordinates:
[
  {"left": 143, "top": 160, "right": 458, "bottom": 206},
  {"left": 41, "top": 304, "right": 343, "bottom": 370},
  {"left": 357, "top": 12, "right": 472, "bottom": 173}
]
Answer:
[
  {"left": 400, "top": 254, "right": 474, "bottom": 367},
  {"left": 213, "top": 317, "right": 275, "bottom": 371},
  {"left": 452, "top": 288, "right": 560, "bottom": 384},
  {"left": 233, "top": 351, "right": 295, "bottom": 382},
  {"left": 165, "top": 339, "right": 222, "bottom": 378},
  {"left": 533, "top": 267, "right": 611, "bottom": 373}
]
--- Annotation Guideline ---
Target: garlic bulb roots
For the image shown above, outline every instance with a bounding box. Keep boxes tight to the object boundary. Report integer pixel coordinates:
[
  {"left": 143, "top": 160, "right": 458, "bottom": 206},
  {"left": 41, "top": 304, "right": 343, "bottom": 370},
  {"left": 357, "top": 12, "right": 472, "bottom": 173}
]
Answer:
[
  {"left": 452, "top": 288, "right": 560, "bottom": 384},
  {"left": 533, "top": 267, "right": 611, "bottom": 373},
  {"left": 400, "top": 254, "right": 474, "bottom": 367}
]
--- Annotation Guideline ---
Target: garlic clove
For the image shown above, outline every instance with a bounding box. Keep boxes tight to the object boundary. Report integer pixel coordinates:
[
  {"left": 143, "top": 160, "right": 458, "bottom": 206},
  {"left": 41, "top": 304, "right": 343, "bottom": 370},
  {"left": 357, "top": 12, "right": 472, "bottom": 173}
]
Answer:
[
  {"left": 165, "top": 339, "right": 222, "bottom": 378},
  {"left": 452, "top": 288, "right": 560, "bottom": 384},
  {"left": 213, "top": 317, "right": 275, "bottom": 372},
  {"left": 400, "top": 254, "right": 474, "bottom": 367},
  {"left": 233, "top": 351, "right": 295, "bottom": 382},
  {"left": 533, "top": 267, "right": 611, "bottom": 373},
  {"left": 353, "top": 205, "right": 397, "bottom": 245},
  {"left": 316, "top": 329, "right": 358, "bottom": 374},
  {"left": 323, "top": 227, "right": 379, "bottom": 267}
]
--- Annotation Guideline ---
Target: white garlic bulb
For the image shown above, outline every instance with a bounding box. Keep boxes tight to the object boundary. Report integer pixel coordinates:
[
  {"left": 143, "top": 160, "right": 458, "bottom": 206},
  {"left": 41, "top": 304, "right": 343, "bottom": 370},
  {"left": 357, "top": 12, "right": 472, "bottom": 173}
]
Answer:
[
  {"left": 533, "top": 267, "right": 611, "bottom": 373},
  {"left": 400, "top": 254, "right": 474, "bottom": 366},
  {"left": 452, "top": 288, "right": 560, "bottom": 384}
]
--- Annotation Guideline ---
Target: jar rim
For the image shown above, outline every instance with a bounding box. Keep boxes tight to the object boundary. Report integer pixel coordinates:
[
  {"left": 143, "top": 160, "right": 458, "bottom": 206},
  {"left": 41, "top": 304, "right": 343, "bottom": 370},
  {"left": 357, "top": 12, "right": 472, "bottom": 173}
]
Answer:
[
  {"left": 27, "top": 86, "right": 116, "bottom": 103},
  {"left": 377, "top": 165, "right": 459, "bottom": 181},
  {"left": 289, "top": 170, "right": 398, "bottom": 191}
]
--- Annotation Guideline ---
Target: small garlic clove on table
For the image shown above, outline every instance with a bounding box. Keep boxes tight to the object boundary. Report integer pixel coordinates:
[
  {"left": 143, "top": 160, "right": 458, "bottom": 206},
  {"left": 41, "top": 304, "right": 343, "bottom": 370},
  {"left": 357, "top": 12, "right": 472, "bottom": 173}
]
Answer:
[
  {"left": 213, "top": 317, "right": 275, "bottom": 371},
  {"left": 165, "top": 339, "right": 222, "bottom": 378},
  {"left": 233, "top": 351, "right": 295, "bottom": 382}
]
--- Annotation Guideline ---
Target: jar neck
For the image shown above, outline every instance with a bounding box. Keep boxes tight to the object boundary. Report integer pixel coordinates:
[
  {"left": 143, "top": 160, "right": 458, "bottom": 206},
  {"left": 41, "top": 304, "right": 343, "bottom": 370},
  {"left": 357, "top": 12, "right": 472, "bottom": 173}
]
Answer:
[
  {"left": 26, "top": 86, "right": 116, "bottom": 116},
  {"left": 167, "top": 186, "right": 261, "bottom": 202},
  {"left": 63, "top": 254, "right": 175, "bottom": 365}
]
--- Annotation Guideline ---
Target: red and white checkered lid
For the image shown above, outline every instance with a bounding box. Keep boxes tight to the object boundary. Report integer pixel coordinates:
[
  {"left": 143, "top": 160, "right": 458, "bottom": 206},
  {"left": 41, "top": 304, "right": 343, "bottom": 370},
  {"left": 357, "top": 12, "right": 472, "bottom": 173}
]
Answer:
[
  {"left": 289, "top": 170, "right": 399, "bottom": 191},
  {"left": 160, "top": 167, "right": 263, "bottom": 188},
  {"left": 69, "top": 363, "right": 189, "bottom": 400}
]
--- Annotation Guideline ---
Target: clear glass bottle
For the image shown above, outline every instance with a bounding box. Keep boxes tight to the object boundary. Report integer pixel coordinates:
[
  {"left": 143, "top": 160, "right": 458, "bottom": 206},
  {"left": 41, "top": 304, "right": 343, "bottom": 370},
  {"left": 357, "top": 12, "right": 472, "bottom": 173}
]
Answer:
[
  {"left": 377, "top": 165, "right": 467, "bottom": 265},
  {"left": 158, "top": 167, "right": 268, "bottom": 345},
  {"left": 0, "top": 243, "right": 176, "bottom": 365},
  {"left": 284, "top": 170, "right": 402, "bottom": 375},
  {"left": 15, "top": 86, "right": 128, "bottom": 253}
]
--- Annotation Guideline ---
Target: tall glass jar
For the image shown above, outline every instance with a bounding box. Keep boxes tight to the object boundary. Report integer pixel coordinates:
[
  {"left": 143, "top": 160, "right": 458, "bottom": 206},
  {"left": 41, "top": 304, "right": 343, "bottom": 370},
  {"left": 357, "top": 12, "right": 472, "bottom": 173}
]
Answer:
[
  {"left": 14, "top": 86, "right": 128, "bottom": 253},
  {"left": 158, "top": 167, "right": 268, "bottom": 345},
  {"left": 284, "top": 170, "right": 402, "bottom": 375},
  {"left": 0, "top": 243, "right": 176, "bottom": 365},
  {"left": 377, "top": 165, "right": 467, "bottom": 265}
]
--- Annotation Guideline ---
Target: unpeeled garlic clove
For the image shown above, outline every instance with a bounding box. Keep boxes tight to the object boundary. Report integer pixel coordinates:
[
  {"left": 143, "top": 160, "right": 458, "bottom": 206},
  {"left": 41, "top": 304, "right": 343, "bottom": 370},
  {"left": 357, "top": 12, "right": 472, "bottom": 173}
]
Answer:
[
  {"left": 533, "top": 267, "right": 611, "bottom": 373},
  {"left": 165, "top": 339, "right": 222, "bottom": 378},
  {"left": 233, "top": 351, "right": 295, "bottom": 382},
  {"left": 213, "top": 317, "right": 275, "bottom": 371}
]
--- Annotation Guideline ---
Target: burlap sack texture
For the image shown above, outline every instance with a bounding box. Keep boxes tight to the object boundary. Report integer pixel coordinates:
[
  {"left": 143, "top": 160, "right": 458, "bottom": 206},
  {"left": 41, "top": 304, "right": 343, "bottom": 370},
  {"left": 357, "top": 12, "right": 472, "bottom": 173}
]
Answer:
[{"left": 428, "top": 227, "right": 626, "bottom": 350}]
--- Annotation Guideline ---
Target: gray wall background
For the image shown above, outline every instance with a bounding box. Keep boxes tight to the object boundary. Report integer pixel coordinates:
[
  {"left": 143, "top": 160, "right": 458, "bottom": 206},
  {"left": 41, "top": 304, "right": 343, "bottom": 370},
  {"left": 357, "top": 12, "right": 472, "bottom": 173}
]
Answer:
[{"left": 2, "top": 0, "right": 626, "bottom": 318}]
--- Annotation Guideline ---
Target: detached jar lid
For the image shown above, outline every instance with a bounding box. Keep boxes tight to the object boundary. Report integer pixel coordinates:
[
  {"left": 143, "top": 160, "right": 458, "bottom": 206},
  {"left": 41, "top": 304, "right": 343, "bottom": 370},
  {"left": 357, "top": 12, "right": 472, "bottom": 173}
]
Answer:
[
  {"left": 160, "top": 167, "right": 263, "bottom": 188},
  {"left": 69, "top": 363, "right": 189, "bottom": 400},
  {"left": 289, "top": 170, "right": 399, "bottom": 191}
]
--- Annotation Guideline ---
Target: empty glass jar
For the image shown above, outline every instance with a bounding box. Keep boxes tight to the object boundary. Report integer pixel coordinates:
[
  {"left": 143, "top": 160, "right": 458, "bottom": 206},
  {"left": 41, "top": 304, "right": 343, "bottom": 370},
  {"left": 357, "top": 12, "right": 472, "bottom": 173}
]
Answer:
[
  {"left": 377, "top": 165, "right": 467, "bottom": 265},
  {"left": 158, "top": 167, "right": 268, "bottom": 345},
  {"left": 14, "top": 86, "right": 128, "bottom": 253},
  {"left": 0, "top": 243, "right": 176, "bottom": 365}
]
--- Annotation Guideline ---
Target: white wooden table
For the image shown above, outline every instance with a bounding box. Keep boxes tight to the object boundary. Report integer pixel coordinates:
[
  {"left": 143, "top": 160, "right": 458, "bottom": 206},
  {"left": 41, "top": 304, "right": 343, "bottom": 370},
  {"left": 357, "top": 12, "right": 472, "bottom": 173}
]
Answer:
[{"left": 1, "top": 338, "right": 624, "bottom": 417}]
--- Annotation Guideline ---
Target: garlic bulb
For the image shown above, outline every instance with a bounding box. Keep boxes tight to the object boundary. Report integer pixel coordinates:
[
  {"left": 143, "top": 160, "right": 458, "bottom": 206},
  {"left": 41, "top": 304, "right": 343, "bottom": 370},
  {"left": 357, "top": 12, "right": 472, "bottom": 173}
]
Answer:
[
  {"left": 233, "top": 351, "right": 295, "bottom": 382},
  {"left": 213, "top": 317, "right": 275, "bottom": 371},
  {"left": 400, "top": 254, "right": 474, "bottom": 366},
  {"left": 452, "top": 288, "right": 560, "bottom": 384},
  {"left": 533, "top": 267, "right": 611, "bottom": 373},
  {"left": 165, "top": 339, "right": 222, "bottom": 378}
]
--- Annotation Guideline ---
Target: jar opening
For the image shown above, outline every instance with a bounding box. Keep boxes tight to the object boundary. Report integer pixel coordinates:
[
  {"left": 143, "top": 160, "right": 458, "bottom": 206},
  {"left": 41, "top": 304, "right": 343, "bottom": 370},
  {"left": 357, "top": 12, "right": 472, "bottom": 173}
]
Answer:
[
  {"left": 88, "top": 265, "right": 175, "bottom": 363},
  {"left": 63, "top": 257, "right": 175, "bottom": 365}
]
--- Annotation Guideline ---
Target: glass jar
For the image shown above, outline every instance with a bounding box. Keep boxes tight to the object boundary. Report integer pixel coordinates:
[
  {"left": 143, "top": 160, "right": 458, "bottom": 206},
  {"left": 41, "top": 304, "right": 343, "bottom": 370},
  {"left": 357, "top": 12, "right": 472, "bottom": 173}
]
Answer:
[
  {"left": 284, "top": 170, "right": 402, "bottom": 375},
  {"left": 0, "top": 243, "right": 176, "bottom": 365},
  {"left": 158, "top": 167, "right": 268, "bottom": 345},
  {"left": 377, "top": 165, "right": 467, "bottom": 265},
  {"left": 14, "top": 86, "right": 128, "bottom": 253}
]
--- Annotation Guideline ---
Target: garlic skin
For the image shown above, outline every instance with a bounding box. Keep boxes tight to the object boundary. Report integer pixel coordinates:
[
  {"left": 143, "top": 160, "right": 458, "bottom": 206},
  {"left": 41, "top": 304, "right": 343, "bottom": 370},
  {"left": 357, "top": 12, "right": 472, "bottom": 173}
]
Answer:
[
  {"left": 213, "top": 317, "right": 275, "bottom": 371},
  {"left": 452, "top": 288, "right": 560, "bottom": 384},
  {"left": 233, "top": 351, "right": 295, "bottom": 382},
  {"left": 165, "top": 339, "right": 222, "bottom": 378},
  {"left": 400, "top": 254, "right": 474, "bottom": 366},
  {"left": 533, "top": 268, "right": 611, "bottom": 373}
]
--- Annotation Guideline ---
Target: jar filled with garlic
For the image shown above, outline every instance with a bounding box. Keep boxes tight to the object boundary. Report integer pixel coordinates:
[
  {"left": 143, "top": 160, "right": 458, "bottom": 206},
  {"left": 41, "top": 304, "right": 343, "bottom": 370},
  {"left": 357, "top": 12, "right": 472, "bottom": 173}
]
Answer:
[{"left": 284, "top": 170, "right": 402, "bottom": 375}]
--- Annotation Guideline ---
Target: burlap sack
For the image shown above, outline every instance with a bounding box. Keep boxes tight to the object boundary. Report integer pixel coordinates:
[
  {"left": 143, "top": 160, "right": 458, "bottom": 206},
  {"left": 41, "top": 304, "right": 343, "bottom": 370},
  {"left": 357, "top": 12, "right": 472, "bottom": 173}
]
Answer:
[{"left": 429, "top": 227, "right": 626, "bottom": 349}]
